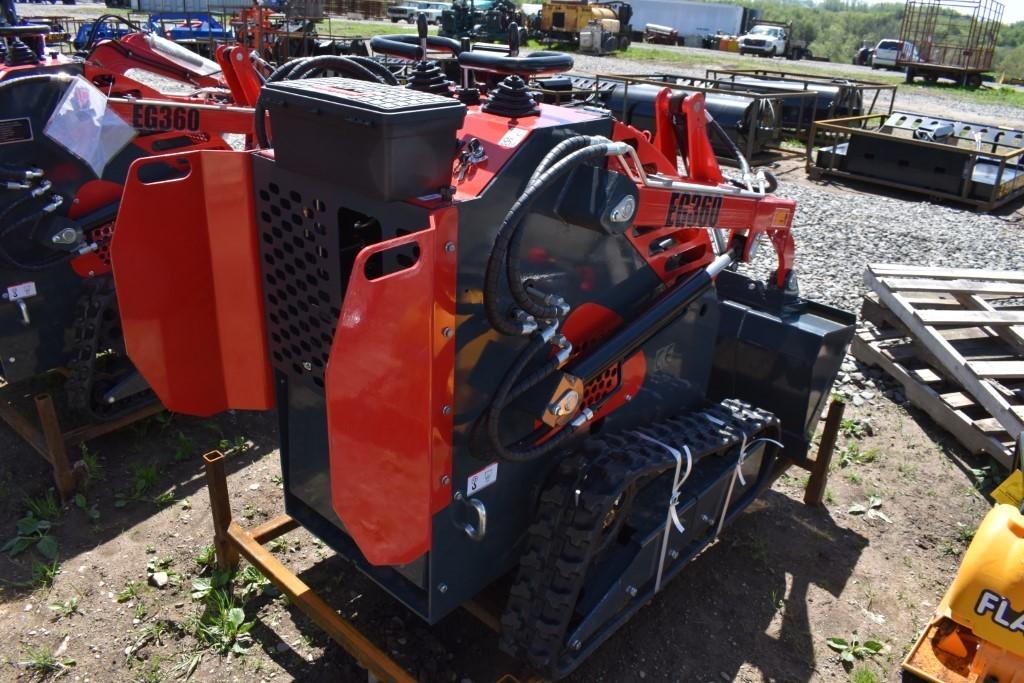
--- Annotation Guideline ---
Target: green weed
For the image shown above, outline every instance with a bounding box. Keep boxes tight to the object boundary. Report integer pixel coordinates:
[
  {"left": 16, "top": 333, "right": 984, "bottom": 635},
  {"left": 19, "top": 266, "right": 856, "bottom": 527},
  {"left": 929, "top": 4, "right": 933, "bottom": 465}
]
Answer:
[
  {"left": 73, "top": 494, "right": 100, "bottom": 522},
  {"left": 826, "top": 632, "right": 884, "bottom": 663},
  {"left": 19, "top": 643, "right": 75, "bottom": 678},
  {"left": 850, "top": 666, "right": 880, "bottom": 683},
  {"left": 2, "top": 513, "right": 58, "bottom": 559},
  {"left": 839, "top": 418, "right": 865, "bottom": 439},
  {"left": 194, "top": 545, "right": 216, "bottom": 575},
  {"left": 188, "top": 588, "right": 255, "bottom": 655},
  {"left": 49, "top": 596, "right": 79, "bottom": 620},
  {"left": 173, "top": 431, "right": 194, "bottom": 463},
  {"left": 79, "top": 443, "right": 104, "bottom": 485},
  {"left": 117, "top": 581, "right": 143, "bottom": 603},
  {"left": 848, "top": 496, "right": 892, "bottom": 523},
  {"left": 25, "top": 492, "right": 60, "bottom": 522},
  {"left": 32, "top": 558, "right": 61, "bottom": 588}
]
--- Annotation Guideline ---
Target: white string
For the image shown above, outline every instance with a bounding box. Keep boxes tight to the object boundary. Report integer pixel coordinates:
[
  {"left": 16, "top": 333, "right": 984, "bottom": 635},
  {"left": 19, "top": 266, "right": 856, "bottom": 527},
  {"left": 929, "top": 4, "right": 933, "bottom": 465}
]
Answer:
[{"left": 632, "top": 431, "right": 692, "bottom": 593}]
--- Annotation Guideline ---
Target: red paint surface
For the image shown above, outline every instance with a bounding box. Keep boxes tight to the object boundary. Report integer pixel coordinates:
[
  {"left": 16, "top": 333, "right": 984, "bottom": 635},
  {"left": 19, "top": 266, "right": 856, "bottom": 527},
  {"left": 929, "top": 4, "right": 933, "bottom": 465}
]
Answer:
[
  {"left": 110, "top": 150, "right": 274, "bottom": 416},
  {"left": 326, "top": 208, "right": 457, "bottom": 566}
]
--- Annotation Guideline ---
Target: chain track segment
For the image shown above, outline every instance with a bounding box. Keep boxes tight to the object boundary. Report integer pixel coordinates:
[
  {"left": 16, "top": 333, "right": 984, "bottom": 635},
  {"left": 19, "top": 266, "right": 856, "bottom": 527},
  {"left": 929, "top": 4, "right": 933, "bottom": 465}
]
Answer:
[{"left": 500, "top": 398, "right": 780, "bottom": 679}]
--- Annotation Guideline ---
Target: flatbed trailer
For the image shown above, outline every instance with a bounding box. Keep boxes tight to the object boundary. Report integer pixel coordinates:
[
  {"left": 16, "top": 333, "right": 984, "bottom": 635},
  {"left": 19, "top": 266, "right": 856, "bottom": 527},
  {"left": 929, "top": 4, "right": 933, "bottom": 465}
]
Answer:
[{"left": 897, "top": 0, "right": 1004, "bottom": 89}]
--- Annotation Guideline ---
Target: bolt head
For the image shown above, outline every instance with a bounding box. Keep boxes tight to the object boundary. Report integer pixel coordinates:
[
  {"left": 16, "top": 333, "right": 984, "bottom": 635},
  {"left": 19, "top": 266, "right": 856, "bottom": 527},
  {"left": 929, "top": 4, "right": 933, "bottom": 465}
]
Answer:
[
  {"left": 440, "top": 475, "right": 450, "bottom": 486},
  {"left": 453, "top": 491, "right": 464, "bottom": 501},
  {"left": 7, "top": 357, "right": 14, "bottom": 363},
  {"left": 442, "top": 327, "right": 453, "bottom": 338},
  {"left": 437, "top": 583, "right": 448, "bottom": 594},
  {"left": 626, "top": 585, "right": 638, "bottom": 597},
  {"left": 302, "top": 361, "right": 312, "bottom": 371},
  {"left": 444, "top": 241, "right": 455, "bottom": 253},
  {"left": 571, "top": 639, "right": 582, "bottom": 651},
  {"left": 669, "top": 548, "right": 680, "bottom": 560},
  {"left": 442, "top": 404, "right": 452, "bottom": 415}
]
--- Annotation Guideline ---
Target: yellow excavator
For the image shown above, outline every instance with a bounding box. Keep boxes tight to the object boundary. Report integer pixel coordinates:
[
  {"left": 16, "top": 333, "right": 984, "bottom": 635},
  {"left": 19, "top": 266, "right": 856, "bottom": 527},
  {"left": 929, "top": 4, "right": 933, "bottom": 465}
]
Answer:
[{"left": 902, "top": 435, "right": 1024, "bottom": 683}]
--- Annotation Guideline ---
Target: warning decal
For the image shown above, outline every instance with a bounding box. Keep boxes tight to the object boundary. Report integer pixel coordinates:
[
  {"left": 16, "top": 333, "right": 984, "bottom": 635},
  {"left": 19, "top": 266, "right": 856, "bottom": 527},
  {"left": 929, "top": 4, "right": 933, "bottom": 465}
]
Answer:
[{"left": 0, "top": 118, "right": 33, "bottom": 146}]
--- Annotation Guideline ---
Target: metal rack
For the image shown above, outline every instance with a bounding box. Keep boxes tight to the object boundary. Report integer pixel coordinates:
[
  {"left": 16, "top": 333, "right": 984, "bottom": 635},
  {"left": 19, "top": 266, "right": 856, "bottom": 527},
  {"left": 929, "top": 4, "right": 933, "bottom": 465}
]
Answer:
[
  {"left": 0, "top": 388, "right": 163, "bottom": 500},
  {"left": 807, "top": 111, "right": 1024, "bottom": 211},
  {"left": 705, "top": 68, "right": 898, "bottom": 139},
  {"left": 533, "top": 73, "right": 821, "bottom": 163}
]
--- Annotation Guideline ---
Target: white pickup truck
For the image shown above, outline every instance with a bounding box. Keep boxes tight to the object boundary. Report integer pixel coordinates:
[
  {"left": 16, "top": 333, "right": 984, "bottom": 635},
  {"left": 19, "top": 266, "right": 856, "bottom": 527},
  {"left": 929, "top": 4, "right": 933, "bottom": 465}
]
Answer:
[
  {"left": 387, "top": 1, "right": 450, "bottom": 24},
  {"left": 738, "top": 22, "right": 811, "bottom": 60}
]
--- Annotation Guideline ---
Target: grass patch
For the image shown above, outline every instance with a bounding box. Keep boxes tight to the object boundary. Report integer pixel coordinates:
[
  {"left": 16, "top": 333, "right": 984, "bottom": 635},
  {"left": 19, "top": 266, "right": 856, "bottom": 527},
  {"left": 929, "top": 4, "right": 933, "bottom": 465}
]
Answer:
[{"left": 906, "top": 81, "right": 1024, "bottom": 108}]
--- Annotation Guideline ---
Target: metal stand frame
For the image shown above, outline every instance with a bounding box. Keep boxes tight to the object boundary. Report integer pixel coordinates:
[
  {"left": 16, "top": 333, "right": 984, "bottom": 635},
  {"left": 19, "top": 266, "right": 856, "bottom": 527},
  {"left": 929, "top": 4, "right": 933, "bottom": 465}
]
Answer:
[
  {"left": 0, "top": 389, "right": 163, "bottom": 500},
  {"left": 200, "top": 403, "right": 843, "bottom": 681}
]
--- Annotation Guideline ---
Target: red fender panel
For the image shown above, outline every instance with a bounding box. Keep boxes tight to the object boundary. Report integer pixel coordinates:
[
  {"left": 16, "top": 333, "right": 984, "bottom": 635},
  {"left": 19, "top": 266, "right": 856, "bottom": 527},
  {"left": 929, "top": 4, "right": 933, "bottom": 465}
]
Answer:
[
  {"left": 326, "top": 208, "right": 457, "bottom": 567},
  {"left": 110, "top": 150, "right": 274, "bottom": 416}
]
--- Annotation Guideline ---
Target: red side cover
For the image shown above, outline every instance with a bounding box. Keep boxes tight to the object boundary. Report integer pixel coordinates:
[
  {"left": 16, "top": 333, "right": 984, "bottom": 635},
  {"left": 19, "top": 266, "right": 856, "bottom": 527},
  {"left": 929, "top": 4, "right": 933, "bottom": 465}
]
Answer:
[
  {"left": 110, "top": 151, "right": 274, "bottom": 416},
  {"left": 326, "top": 208, "right": 457, "bottom": 567}
]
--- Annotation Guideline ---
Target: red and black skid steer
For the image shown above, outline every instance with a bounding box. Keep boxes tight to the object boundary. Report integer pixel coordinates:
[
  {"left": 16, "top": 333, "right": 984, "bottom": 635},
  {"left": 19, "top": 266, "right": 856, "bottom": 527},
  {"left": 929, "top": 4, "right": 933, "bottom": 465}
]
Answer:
[
  {"left": 0, "top": 5, "right": 394, "bottom": 421},
  {"left": 109, "top": 31, "right": 854, "bottom": 678}
]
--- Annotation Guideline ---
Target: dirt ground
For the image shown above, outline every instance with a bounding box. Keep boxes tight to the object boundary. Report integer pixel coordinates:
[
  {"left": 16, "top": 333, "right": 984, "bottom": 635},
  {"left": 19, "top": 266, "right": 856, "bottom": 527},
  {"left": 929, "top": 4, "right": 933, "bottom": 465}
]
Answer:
[{"left": 0, "top": 344, "right": 998, "bottom": 683}]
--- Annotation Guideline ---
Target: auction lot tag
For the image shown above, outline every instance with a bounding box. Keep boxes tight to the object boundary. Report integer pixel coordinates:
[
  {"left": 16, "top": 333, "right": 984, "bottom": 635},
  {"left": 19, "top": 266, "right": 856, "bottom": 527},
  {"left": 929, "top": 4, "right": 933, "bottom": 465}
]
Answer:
[
  {"left": 992, "top": 470, "right": 1024, "bottom": 508},
  {"left": 467, "top": 462, "right": 498, "bottom": 496},
  {"left": 6, "top": 282, "right": 37, "bottom": 301}
]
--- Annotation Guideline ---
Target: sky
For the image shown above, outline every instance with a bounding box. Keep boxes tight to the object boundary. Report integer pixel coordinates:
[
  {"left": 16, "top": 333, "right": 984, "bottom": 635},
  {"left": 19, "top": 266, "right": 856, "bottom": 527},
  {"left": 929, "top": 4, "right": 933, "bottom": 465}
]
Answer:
[{"left": 840, "top": 1, "right": 1024, "bottom": 24}]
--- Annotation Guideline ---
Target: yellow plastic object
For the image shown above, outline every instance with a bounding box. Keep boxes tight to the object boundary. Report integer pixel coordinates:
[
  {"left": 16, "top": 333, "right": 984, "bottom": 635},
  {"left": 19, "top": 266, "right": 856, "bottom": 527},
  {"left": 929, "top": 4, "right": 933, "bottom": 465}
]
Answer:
[
  {"left": 945, "top": 504, "right": 1024, "bottom": 653},
  {"left": 719, "top": 37, "right": 740, "bottom": 52},
  {"left": 903, "top": 504, "right": 1024, "bottom": 682}
]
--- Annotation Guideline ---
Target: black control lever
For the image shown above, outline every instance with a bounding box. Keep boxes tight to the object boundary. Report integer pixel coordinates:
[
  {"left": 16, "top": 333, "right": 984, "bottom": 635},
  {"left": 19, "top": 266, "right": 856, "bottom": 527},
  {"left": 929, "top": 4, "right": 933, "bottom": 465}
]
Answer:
[
  {"left": 507, "top": 21, "right": 519, "bottom": 57},
  {"left": 418, "top": 12, "right": 428, "bottom": 58}
]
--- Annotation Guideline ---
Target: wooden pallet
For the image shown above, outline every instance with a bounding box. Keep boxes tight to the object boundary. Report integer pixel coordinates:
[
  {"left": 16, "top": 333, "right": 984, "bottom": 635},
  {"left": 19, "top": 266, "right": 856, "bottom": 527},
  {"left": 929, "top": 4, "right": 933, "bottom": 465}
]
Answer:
[{"left": 854, "top": 264, "right": 1024, "bottom": 468}]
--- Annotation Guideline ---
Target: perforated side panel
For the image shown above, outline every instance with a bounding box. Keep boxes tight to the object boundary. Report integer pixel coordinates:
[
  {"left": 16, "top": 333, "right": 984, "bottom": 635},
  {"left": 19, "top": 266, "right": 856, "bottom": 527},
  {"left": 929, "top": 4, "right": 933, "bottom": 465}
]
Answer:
[
  {"left": 255, "top": 181, "right": 342, "bottom": 389},
  {"left": 583, "top": 363, "right": 621, "bottom": 408}
]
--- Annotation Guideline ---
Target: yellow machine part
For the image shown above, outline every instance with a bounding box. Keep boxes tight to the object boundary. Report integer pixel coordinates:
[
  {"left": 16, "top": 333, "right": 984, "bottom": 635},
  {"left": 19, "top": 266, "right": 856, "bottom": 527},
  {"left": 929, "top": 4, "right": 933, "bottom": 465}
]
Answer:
[
  {"left": 903, "top": 504, "right": 1024, "bottom": 682},
  {"left": 539, "top": 2, "right": 618, "bottom": 33},
  {"left": 719, "top": 36, "right": 740, "bottom": 52}
]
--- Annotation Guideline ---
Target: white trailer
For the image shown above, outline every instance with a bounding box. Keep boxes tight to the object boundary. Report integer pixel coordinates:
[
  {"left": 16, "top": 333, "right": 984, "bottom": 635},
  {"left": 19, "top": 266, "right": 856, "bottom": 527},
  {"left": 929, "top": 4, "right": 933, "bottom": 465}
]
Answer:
[{"left": 629, "top": 0, "right": 745, "bottom": 44}]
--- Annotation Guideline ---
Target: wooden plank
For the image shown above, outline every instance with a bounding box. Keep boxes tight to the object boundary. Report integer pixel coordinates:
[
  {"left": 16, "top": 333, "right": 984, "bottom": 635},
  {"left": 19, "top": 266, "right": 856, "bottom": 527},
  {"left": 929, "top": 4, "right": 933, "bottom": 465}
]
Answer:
[
  {"left": 865, "top": 267, "right": 1024, "bottom": 442},
  {"left": 908, "top": 367, "right": 943, "bottom": 384},
  {"left": 953, "top": 293, "right": 1024, "bottom": 357},
  {"left": 969, "top": 361, "right": 1024, "bottom": 379},
  {"left": 850, "top": 333, "right": 1012, "bottom": 467},
  {"left": 870, "top": 264, "right": 1024, "bottom": 283},
  {"left": 881, "top": 278, "right": 1024, "bottom": 296},
  {"left": 917, "top": 309, "right": 1024, "bottom": 326},
  {"left": 940, "top": 392, "right": 976, "bottom": 410}
]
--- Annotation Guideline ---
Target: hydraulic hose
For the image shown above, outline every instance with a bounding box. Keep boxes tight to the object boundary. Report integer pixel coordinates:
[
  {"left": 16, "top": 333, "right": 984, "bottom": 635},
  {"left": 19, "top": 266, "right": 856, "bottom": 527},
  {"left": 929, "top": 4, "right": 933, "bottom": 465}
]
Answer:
[
  {"left": 344, "top": 55, "right": 399, "bottom": 85},
  {"left": 496, "top": 144, "right": 615, "bottom": 323},
  {"left": 531, "top": 135, "right": 599, "bottom": 181},
  {"left": 288, "top": 55, "right": 382, "bottom": 82},
  {"left": 703, "top": 111, "right": 779, "bottom": 194},
  {"left": 0, "top": 201, "right": 73, "bottom": 272},
  {"left": 485, "top": 329, "right": 580, "bottom": 463},
  {"left": 82, "top": 14, "right": 141, "bottom": 52}
]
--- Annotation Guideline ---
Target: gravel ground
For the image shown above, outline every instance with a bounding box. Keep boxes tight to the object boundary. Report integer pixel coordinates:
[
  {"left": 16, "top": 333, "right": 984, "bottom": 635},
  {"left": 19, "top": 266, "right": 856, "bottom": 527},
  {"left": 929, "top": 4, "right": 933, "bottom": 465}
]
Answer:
[
  {"left": 745, "top": 169, "right": 1024, "bottom": 312},
  {"left": 566, "top": 49, "right": 1024, "bottom": 124}
]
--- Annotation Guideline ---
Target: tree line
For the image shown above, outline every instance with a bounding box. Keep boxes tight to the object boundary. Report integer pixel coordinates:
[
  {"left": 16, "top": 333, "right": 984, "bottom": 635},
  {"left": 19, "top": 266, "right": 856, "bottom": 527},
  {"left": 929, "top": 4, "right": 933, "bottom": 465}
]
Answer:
[{"left": 710, "top": 0, "right": 1023, "bottom": 77}]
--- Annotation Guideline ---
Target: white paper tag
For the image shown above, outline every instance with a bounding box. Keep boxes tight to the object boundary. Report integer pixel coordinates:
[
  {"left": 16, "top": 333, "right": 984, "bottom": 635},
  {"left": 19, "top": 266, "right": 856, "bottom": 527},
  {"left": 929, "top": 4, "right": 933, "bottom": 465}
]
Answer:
[
  {"left": 497, "top": 127, "right": 528, "bottom": 149},
  {"left": 6, "top": 282, "right": 37, "bottom": 301},
  {"left": 467, "top": 462, "right": 498, "bottom": 496}
]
